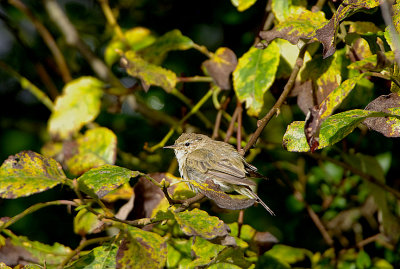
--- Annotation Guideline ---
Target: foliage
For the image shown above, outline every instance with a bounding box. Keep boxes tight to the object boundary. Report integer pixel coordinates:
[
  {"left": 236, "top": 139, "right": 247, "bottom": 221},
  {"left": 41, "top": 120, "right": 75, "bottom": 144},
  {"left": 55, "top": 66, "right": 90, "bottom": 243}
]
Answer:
[{"left": 0, "top": 0, "right": 400, "bottom": 268}]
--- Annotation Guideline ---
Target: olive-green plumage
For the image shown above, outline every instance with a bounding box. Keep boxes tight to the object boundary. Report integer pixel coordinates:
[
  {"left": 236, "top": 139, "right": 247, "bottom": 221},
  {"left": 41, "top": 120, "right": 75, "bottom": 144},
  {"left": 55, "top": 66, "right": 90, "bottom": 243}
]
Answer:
[{"left": 164, "top": 133, "right": 274, "bottom": 215}]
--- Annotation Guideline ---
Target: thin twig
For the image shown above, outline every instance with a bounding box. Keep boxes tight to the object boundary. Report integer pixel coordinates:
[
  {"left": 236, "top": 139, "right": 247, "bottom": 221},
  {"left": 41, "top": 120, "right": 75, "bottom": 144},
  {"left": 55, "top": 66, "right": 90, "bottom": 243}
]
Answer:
[
  {"left": 178, "top": 76, "right": 213, "bottom": 83},
  {"left": 225, "top": 105, "right": 240, "bottom": 142},
  {"left": 97, "top": 0, "right": 124, "bottom": 40},
  {"left": 236, "top": 101, "right": 243, "bottom": 151},
  {"left": 242, "top": 44, "right": 307, "bottom": 155},
  {"left": 0, "top": 200, "right": 77, "bottom": 232},
  {"left": 212, "top": 96, "right": 231, "bottom": 139},
  {"left": 306, "top": 204, "right": 334, "bottom": 246},
  {"left": 9, "top": 0, "right": 72, "bottom": 83}
]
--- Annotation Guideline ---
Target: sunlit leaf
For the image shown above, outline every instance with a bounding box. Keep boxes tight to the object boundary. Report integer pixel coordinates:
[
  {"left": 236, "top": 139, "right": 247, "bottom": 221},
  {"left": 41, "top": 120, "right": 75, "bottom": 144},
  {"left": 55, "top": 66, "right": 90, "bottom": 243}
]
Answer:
[
  {"left": 48, "top": 77, "right": 104, "bottom": 140},
  {"left": 203, "top": 47, "right": 237, "bottom": 90},
  {"left": 140, "top": 29, "right": 194, "bottom": 64},
  {"left": 105, "top": 27, "right": 156, "bottom": 66},
  {"left": 173, "top": 208, "right": 229, "bottom": 240},
  {"left": 73, "top": 208, "right": 104, "bottom": 236},
  {"left": 233, "top": 42, "right": 280, "bottom": 117},
  {"left": 116, "top": 226, "right": 167, "bottom": 269},
  {"left": 188, "top": 237, "right": 226, "bottom": 268},
  {"left": 315, "top": 0, "right": 380, "bottom": 58},
  {"left": 260, "top": 7, "right": 327, "bottom": 45},
  {"left": 230, "top": 0, "right": 257, "bottom": 12},
  {"left": 283, "top": 110, "right": 393, "bottom": 152},
  {"left": 65, "top": 244, "right": 118, "bottom": 269},
  {"left": 364, "top": 93, "right": 400, "bottom": 137},
  {"left": 65, "top": 127, "right": 117, "bottom": 175},
  {"left": 0, "top": 151, "right": 66, "bottom": 199},
  {"left": 77, "top": 164, "right": 140, "bottom": 199},
  {"left": 122, "top": 51, "right": 177, "bottom": 92}
]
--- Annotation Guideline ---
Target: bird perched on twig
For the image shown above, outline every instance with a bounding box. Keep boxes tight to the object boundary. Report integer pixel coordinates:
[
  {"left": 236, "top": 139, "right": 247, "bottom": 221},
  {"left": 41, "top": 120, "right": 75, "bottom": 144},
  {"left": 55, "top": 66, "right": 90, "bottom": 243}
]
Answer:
[{"left": 164, "top": 133, "right": 274, "bottom": 215}]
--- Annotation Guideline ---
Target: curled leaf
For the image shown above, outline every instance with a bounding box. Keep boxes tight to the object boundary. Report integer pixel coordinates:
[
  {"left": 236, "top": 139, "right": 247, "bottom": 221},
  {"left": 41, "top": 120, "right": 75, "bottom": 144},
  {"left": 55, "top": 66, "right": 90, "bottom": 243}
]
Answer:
[{"left": 203, "top": 47, "right": 237, "bottom": 90}]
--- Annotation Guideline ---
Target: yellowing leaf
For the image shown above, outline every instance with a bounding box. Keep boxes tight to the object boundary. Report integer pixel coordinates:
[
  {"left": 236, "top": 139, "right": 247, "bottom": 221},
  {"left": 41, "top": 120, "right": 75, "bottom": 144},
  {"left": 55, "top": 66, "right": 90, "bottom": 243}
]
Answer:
[
  {"left": 116, "top": 226, "right": 167, "bottom": 269},
  {"left": 122, "top": 51, "right": 177, "bottom": 92},
  {"left": 203, "top": 47, "right": 237, "bottom": 90},
  {"left": 48, "top": 77, "right": 104, "bottom": 140},
  {"left": 233, "top": 42, "right": 280, "bottom": 117},
  {"left": 0, "top": 151, "right": 66, "bottom": 199},
  {"left": 73, "top": 208, "right": 104, "bottom": 236},
  {"left": 65, "top": 127, "right": 117, "bottom": 175},
  {"left": 230, "top": 0, "right": 257, "bottom": 12}
]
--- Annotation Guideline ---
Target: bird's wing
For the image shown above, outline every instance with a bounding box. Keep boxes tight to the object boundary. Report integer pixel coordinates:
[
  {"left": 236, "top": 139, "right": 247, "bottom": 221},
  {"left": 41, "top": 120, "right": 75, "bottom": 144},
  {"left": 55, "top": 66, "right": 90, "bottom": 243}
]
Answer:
[{"left": 186, "top": 148, "right": 256, "bottom": 187}]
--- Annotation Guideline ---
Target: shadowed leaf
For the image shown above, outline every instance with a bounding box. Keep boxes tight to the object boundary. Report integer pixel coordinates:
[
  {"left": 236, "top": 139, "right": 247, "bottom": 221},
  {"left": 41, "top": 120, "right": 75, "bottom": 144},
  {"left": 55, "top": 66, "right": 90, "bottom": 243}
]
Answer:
[
  {"left": 73, "top": 208, "right": 104, "bottom": 236},
  {"left": 116, "top": 226, "right": 167, "bottom": 269},
  {"left": 121, "top": 51, "right": 177, "bottom": 92},
  {"left": 77, "top": 164, "right": 140, "bottom": 199},
  {"left": 48, "top": 77, "right": 104, "bottom": 140},
  {"left": 173, "top": 208, "right": 229, "bottom": 240},
  {"left": 140, "top": 29, "right": 194, "bottom": 64},
  {"left": 364, "top": 93, "right": 400, "bottom": 137},
  {"left": 233, "top": 42, "right": 280, "bottom": 117},
  {"left": 347, "top": 51, "right": 394, "bottom": 71},
  {"left": 203, "top": 47, "right": 237, "bottom": 90},
  {"left": 65, "top": 127, "right": 117, "bottom": 175},
  {"left": 0, "top": 151, "right": 66, "bottom": 199},
  {"left": 65, "top": 244, "right": 118, "bottom": 269}
]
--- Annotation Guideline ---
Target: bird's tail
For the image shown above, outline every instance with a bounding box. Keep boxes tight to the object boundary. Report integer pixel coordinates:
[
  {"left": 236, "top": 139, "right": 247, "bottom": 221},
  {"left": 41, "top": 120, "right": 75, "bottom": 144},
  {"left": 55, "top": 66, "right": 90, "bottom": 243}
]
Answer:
[{"left": 236, "top": 186, "right": 275, "bottom": 216}]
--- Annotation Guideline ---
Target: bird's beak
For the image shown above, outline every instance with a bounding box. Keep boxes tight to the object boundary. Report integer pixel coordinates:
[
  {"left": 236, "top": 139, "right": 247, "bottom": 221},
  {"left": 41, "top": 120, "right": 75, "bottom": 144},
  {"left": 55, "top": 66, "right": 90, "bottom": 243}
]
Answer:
[{"left": 163, "top": 145, "right": 177, "bottom": 149}]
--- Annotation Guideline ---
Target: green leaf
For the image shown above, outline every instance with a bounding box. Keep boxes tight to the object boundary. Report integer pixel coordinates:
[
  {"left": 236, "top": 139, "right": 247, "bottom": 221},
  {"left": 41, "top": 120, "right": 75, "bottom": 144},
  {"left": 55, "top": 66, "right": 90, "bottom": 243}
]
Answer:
[
  {"left": 122, "top": 51, "right": 177, "bottom": 92},
  {"left": 77, "top": 164, "right": 140, "bottom": 199},
  {"left": 65, "top": 127, "right": 117, "bottom": 175},
  {"left": 230, "top": 0, "right": 257, "bottom": 12},
  {"left": 356, "top": 250, "right": 372, "bottom": 269},
  {"left": 260, "top": 7, "right": 327, "bottom": 45},
  {"left": 347, "top": 51, "right": 394, "bottom": 71},
  {"left": 266, "top": 244, "right": 311, "bottom": 264},
  {"left": 48, "top": 77, "right": 104, "bottom": 140},
  {"left": 283, "top": 110, "right": 393, "bottom": 152},
  {"left": 271, "top": 0, "right": 292, "bottom": 22},
  {"left": 116, "top": 226, "right": 167, "bottom": 269},
  {"left": 65, "top": 244, "right": 118, "bottom": 269},
  {"left": 256, "top": 253, "right": 290, "bottom": 269},
  {"left": 173, "top": 208, "right": 229, "bottom": 240},
  {"left": 73, "top": 208, "right": 104, "bottom": 236},
  {"left": 140, "top": 29, "right": 194, "bottom": 64},
  {"left": 233, "top": 42, "right": 280, "bottom": 117},
  {"left": 3, "top": 230, "right": 72, "bottom": 266},
  {"left": 0, "top": 151, "right": 66, "bottom": 199},
  {"left": 209, "top": 247, "right": 252, "bottom": 268},
  {"left": 188, "top": 237, "right": 226, "bottom": 267},
  {"left": 105, "top": 27, "right": 156, "bottom": 66},
  {"left": 167, "top": 239, "right": 192, "bottom": 268}
]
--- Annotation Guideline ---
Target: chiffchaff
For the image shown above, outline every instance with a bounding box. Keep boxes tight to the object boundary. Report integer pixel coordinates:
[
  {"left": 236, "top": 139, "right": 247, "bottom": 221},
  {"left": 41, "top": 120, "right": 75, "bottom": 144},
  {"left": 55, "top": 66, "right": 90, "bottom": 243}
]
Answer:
[{"left": 164, "top": 133, "right": 274, "bottom": 215}]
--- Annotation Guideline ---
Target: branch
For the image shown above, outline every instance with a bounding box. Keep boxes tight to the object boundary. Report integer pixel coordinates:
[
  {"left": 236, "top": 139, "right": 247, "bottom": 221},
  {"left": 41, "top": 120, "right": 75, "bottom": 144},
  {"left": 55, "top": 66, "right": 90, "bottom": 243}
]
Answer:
[{"left": 242, "top": 44, "right": 307, "bottom": 155}]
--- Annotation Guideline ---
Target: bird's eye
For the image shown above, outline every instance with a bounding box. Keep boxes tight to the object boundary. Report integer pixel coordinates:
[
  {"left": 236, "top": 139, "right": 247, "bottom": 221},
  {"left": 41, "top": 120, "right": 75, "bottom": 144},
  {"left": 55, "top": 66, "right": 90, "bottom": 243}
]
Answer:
[{"left": 185, "top": 142, "right": 190, "bottom": 147}]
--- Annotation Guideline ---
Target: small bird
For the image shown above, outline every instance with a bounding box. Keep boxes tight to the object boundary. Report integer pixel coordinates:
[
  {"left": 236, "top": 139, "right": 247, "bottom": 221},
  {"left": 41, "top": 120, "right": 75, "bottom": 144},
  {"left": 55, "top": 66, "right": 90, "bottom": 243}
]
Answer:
[{"left": 164, "top": 133, "right": 274, "bottom": 215}]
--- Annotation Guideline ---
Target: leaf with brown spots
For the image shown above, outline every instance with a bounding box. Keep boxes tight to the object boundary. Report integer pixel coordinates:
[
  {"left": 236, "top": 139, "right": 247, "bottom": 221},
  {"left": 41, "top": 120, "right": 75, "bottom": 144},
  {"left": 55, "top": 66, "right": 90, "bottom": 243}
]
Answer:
[
  {"left": 173, "top": 208, "right": 229, "bottom": 240},
  {"left": 64, "top": 127, "right": 117, "bottom": 175},
  {"left": 203, "top": 47, "right": 237, "bottom": 90},
  {"left": 315, "top": 0, "right": 380, "bottom": 58},
  {"left": 116, "top": 226, "right": 167, "bottom": 269},
  {"left": 364, "top": 93, "right": 400, "bottom": 137},
  {"left": 259, "top": 7, "right": 327, "bottom": 46},
  {"left": 77, "top": 164, "right": 140, "bottom": 199},
  {"left": 0, "top": 151, "right": 66, "bottom": 199}
]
